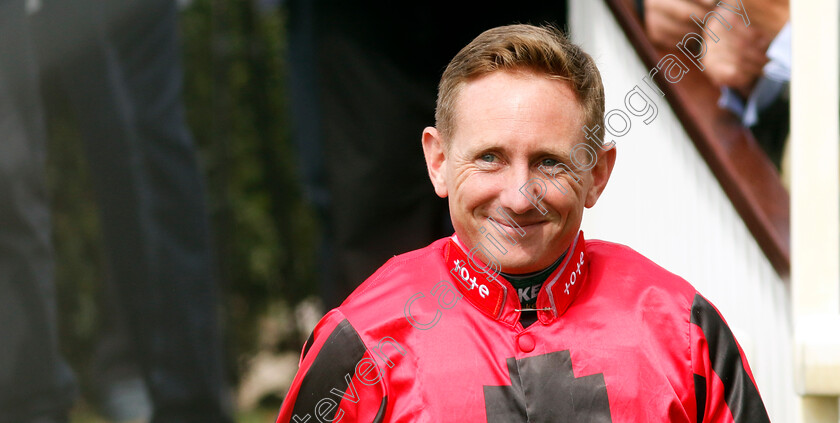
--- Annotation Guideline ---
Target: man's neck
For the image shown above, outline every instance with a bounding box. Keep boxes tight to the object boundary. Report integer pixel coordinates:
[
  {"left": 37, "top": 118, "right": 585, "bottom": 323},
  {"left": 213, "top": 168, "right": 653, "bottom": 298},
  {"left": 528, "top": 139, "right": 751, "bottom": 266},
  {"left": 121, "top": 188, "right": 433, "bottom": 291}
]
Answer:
[
  {"left": 501, "top": 251, "right": 567, "bottom": 280},
  {"left": 501, "top": 251, "right": 567, "bottom": 309}
]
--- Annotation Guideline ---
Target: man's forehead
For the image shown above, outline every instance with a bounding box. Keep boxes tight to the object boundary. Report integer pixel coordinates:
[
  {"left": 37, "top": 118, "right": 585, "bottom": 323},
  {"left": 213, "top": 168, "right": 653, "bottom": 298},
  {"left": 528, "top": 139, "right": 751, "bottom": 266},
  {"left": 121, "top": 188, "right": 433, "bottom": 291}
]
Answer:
[
  {"left": 455, "top": 69, "right": 581, "bottom": 108},
  {"left": 447, "top": 70, "right": 585, "bottom": 150}
]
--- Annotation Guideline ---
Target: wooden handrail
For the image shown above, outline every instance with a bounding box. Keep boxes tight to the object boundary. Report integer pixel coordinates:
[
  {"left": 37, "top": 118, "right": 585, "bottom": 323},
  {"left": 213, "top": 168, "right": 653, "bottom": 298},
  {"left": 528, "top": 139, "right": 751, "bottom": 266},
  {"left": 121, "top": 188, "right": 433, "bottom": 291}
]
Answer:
[{"left": 603, "top": 0, "right": 791, "bottom": 277}]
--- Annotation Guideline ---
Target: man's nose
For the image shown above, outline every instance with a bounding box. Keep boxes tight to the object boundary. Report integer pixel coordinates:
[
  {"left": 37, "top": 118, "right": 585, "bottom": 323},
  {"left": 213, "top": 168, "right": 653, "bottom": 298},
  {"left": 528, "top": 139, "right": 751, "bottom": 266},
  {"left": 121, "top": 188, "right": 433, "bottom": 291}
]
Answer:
[{"left": 498, "top": 165, "right": 546, "bottom": 215}]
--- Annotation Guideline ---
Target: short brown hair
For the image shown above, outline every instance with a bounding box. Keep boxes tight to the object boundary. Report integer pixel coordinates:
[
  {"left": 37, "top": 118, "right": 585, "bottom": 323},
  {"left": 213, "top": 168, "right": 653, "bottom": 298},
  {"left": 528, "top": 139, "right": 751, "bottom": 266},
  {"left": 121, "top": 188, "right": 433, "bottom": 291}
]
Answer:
[{"left": 435, "top": 24, "right": 605, "bottom": 144}]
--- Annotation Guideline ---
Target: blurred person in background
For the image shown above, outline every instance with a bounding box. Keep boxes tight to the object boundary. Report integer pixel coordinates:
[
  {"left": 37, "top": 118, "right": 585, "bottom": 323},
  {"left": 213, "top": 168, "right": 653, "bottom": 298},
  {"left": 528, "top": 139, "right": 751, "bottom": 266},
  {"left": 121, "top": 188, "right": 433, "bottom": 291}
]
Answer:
[
  {"left": 642, "top": 0, "right": 790, "bottom": 168},
  {"left": 0, "top": 2, "right": 75, "bottom": 419},
  {"left": 0, "top": 0, "right": 232, "bottom": 422}
]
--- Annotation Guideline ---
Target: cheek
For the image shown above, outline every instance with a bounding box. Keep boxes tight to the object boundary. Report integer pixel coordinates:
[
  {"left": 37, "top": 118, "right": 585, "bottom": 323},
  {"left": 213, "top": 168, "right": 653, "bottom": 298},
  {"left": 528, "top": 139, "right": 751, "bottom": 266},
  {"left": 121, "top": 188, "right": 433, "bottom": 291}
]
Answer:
[
  {"left": 555, "top": 173, "right": 592, "bottom": 200},
  {"left": 544, "top": 181, "right": 588, "bottom": 213},
  {"left": 453, "top": 184, "right": 486, "bottom": 216},
  {"left": 450, "top": 170, "right": 498, "bottom": 209}
]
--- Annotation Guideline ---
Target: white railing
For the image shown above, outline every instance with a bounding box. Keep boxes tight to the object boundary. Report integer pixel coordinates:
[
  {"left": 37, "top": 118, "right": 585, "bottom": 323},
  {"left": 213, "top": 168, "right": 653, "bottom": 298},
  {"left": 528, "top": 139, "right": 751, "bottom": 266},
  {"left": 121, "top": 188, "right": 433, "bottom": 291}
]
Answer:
[{"left": 570, "top": 0, "right": 798, "bottom": 420}]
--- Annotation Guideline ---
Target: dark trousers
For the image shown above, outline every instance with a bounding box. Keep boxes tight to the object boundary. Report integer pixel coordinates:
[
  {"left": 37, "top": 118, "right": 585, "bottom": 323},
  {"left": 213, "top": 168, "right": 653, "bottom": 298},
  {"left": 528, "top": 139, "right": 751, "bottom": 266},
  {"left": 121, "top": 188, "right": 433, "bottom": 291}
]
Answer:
[
  {"left": 0, "top": 1, "right": 77, "bottom": 421},
  {"left": 0, "top": 1, "right": 232, "bottom": 421}
]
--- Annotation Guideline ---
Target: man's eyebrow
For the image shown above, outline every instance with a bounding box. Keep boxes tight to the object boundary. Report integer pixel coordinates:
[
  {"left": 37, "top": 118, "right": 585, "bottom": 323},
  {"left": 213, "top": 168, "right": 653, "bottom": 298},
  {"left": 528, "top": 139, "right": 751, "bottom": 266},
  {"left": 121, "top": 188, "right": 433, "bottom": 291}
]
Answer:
[
  {"left": 466, "top": 143, "right": 574, "bottom": 164},
  {"left": 530, "top": 149, "right": 572, "bottom": 163},
  {"left": 465, "top": 141, "right": 504, "bottom": 154}
]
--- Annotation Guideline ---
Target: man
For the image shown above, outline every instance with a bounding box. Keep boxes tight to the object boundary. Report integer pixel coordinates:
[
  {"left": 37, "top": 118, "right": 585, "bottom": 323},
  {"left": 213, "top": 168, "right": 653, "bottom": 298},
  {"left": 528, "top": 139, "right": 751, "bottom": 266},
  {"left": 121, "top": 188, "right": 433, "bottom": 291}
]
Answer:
[
  {"left": 642, "top": 0, "right": 790, "bottom": 168},
  {"left": 275, "top": 24, "right": 770, "bottom": 422}
]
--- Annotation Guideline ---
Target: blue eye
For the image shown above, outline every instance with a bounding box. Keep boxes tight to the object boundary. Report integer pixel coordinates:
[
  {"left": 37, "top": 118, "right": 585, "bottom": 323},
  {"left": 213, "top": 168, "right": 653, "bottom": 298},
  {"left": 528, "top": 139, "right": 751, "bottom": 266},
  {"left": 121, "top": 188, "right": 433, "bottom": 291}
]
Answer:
[
  {"left": 480, "top": 153, "right": 497, "bottom": 163},
  {"left": 541, "top": 158, "right": 559, "bottom": 167}
]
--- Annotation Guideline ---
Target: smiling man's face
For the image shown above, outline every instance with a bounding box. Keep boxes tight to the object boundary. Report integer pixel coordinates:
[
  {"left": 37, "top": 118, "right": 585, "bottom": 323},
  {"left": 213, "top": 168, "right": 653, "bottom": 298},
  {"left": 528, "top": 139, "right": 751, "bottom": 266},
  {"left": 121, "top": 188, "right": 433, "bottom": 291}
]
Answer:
[{"left": 423, "top": 69, "right": 615, "bottom": 274}]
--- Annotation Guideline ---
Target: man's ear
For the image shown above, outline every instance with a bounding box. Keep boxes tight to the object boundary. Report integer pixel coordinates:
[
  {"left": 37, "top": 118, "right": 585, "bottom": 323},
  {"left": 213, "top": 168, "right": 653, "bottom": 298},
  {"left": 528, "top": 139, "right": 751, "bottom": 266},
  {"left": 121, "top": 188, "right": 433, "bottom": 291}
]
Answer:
[
  {"left": 584, "top": 144, "right": 616, "bottom": 208},
  {"left": 421, "top": 127, "right": 449, "bottom": 198}
]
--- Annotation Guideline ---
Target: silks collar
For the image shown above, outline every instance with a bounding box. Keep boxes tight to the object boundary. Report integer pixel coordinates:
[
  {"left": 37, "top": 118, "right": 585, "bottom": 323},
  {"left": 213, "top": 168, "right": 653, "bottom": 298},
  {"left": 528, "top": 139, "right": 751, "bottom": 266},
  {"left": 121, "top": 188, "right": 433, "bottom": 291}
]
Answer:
[{"left": 443, "top": 231, "right": 589, "bottom": 327}]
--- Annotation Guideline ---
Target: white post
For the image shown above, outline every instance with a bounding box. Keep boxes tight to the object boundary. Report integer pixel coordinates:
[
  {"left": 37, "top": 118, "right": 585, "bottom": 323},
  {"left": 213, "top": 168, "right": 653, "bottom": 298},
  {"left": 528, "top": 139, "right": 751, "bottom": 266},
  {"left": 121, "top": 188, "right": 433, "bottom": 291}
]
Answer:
[{"left": 791, "top": 0, "right": 840, "bottom": 419}]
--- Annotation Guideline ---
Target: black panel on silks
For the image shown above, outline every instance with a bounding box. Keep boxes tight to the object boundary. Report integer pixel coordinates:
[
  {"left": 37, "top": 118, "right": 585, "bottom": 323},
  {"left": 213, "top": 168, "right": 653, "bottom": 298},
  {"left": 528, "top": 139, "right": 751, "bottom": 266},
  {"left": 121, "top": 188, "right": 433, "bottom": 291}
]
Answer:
[
  {"left": 484, "top": 358, "right": 528, "bottom": 421},
  {"left": 291, "top": 319, "right": 369, "bottom": 420},
  {"left": 485, "top": 351, "right": 613, "bottom": 423},
  {"left": 691, "top": 294, "right": 770, "bottom": 423}
]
